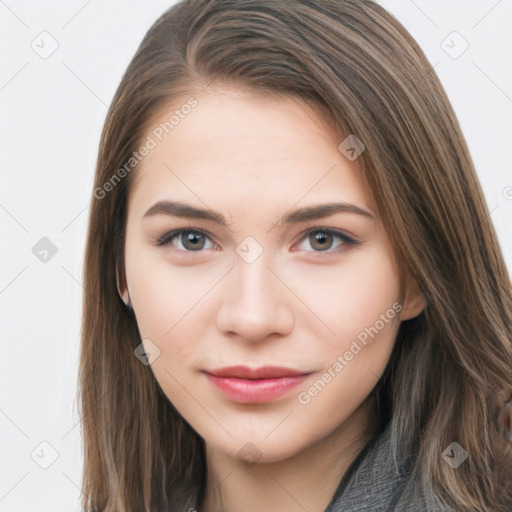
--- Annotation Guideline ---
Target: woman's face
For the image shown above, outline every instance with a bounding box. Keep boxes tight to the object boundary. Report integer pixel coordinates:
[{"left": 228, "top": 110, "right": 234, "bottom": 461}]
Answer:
[{"left": 122, "top": 89, "right": 425, "bottom": 463}]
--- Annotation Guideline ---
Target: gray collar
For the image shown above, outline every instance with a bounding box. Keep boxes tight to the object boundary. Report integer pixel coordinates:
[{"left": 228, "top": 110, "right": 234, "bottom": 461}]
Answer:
[{"left": 324, "top": 422, "right": 448, "bottom": 511}]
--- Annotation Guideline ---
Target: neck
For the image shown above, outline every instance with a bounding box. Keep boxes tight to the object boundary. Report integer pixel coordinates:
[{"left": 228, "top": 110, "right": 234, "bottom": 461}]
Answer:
[{"left": 200, "top": 394, "right": 379, "bottom": 512}]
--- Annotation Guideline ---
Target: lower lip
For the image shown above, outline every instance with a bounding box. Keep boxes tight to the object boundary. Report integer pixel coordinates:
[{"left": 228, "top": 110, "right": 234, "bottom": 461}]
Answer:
[{"left": 205, "top": 373, "right": 309, "bottom": 404}]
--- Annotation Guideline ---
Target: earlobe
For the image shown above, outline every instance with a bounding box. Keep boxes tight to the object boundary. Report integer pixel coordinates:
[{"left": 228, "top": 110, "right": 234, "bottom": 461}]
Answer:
[
  {"left": 399, "top": 278, "right": 427, "bottom": 321},
  {"left": 116, "top": 266, "right": 130, "bottom": 306}
]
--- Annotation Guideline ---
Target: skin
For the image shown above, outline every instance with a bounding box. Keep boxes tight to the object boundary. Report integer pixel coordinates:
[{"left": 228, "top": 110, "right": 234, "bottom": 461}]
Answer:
[{"left": 119, "top": 87, "right": 426, "bottom": 512}]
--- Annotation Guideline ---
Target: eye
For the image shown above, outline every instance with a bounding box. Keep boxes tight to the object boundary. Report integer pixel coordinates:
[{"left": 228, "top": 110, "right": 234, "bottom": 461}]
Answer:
[
  {"left": 155, "top": 227, "right": 359, "bottom": 254},
  {"left": 155, "top": 229, "right": 218, "bottom": 251},
  {"left": 294, "top": 228, "right": 359, "bottom": 253}
]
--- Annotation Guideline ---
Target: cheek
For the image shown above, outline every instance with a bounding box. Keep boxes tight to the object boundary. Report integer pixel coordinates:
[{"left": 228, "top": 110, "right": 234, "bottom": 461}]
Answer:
[
  {"left": 282, "top": 245, "right": 401, "bottom": 346},
  {"left": 294, "top": 247, "right": 402, "bottom": 413},
  {"left": 125, "top": 249, "right": 221, "bottom": 362},
  {"left": 126, "top": 259, "right": 177, "bottom": 341},
  {"left": 128, "top": 259, "right": 210, "bottom": 409}
]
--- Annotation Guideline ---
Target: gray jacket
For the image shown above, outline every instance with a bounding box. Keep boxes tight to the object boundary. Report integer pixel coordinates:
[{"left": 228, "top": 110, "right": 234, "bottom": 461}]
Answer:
[{"left": 324, "top": 422, "right": 448, "bottom": 511}]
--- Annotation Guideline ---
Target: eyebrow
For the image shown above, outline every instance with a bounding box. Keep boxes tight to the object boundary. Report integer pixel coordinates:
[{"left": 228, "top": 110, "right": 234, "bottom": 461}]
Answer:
[{"left": 142, "top": 200, "right": 375, "bottom": 229}]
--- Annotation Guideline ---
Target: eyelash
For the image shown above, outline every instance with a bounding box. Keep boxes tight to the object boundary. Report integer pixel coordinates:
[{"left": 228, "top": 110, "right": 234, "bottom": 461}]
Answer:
[{"left": 154, "top": 227, "right": 360, "bottom": 254}]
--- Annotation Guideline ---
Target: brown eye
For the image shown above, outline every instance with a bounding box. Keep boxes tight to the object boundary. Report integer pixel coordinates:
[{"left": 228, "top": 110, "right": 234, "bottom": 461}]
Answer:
[
  {"left": 180, "top": 231, "right": 206, "bottom": 251},
  {"left": 309, "top": 231, "right": 334, "bottom": 251}
]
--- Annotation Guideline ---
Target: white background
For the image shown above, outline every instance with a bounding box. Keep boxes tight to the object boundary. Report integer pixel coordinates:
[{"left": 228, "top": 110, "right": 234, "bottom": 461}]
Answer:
[{"left": 0, "top": 1, "right": 511, "bottom": 510}]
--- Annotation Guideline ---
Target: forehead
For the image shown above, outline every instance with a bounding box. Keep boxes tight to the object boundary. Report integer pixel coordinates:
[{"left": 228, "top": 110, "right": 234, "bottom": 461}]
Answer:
[{"left": 128, "top": 90, "right": 374, "bottom": 220}]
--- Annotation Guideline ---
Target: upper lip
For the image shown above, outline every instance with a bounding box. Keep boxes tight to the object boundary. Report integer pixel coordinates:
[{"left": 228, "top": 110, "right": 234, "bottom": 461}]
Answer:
[{"left": 205, "top": 365, "right": 309, "bottom": 380}]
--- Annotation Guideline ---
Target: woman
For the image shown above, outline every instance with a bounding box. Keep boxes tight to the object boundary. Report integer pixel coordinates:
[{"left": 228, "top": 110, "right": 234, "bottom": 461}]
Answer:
[{"left": 79, "top": 0, "right": 512, "bottom": 510}]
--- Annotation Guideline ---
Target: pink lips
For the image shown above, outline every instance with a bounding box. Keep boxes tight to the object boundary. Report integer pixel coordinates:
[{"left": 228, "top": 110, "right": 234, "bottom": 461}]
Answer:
[{"left": 203, "top": 365, "right": 311, "bottom": 404}]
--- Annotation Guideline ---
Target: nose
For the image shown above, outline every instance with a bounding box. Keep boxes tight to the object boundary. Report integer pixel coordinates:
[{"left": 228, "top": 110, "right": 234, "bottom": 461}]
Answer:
[{"left": 216, "top": 251, "right": 294, "bottom": 343}]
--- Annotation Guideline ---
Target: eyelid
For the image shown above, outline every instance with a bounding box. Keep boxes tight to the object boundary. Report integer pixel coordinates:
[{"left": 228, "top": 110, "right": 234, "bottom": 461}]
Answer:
[
  {"left": 291, "top": 226, "right": 360, "bottom": 253},
  {"left": 155, "top": 227, "right": 219, "bottom": 248}
]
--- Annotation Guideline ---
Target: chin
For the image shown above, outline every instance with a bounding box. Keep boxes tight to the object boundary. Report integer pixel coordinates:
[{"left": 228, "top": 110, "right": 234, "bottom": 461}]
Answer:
[
  {"left": 232, "top": 442, "right": 298, "bottom": 464},
  {"left": 211, "top": 429, "right": 313, "bottom": 465}
]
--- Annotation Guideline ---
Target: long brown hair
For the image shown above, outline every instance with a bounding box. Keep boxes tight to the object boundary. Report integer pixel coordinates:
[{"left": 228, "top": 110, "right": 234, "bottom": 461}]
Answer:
[{"left": 79, "top": 0, "right": 512, "bottom": 510}]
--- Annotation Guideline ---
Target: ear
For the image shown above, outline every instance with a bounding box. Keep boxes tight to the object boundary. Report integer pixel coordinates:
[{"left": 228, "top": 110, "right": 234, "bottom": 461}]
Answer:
[
  {"left": 398, "top": 275, "right": 426, "bottom": 321},
  {"left": 116, "top": 265, "right": 129, "bottom": 305}
]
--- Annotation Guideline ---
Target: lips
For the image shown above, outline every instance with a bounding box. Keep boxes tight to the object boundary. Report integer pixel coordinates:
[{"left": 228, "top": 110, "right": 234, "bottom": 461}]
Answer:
[
  {"left": 207, "top": 365, "right": 306, "bottom": 380},
  {"left": 203, "top": 365, "right": 312, "bottom": 404}
]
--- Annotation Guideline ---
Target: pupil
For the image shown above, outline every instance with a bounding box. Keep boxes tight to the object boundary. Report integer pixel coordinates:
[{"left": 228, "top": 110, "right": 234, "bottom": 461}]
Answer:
[
  {"left": 311, "top": 231, "right": 332, "bottom": 251},
  {"left": 183, "top": 231, "right": 204, "bottom": 250}
]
